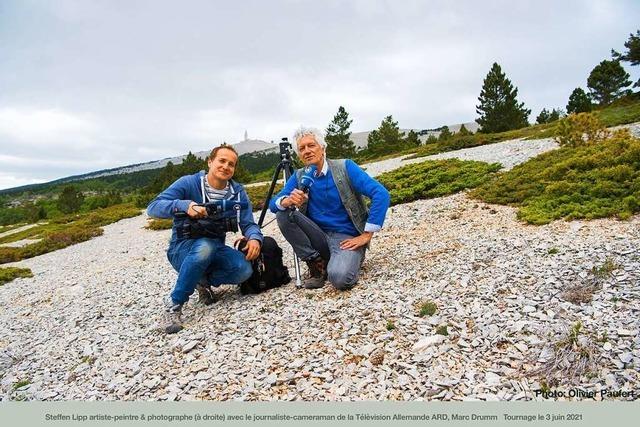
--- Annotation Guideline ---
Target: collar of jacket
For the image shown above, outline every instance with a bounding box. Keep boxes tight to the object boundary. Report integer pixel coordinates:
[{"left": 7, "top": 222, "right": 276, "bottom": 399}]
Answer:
[{"left": 198, "top": 170, "right": 241, "bottom": 203}]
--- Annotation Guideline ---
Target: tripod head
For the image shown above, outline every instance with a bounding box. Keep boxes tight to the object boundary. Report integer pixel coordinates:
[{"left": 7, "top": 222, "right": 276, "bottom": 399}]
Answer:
[{"left": 279, "top": 137, "right": 293, "bottom": 162}]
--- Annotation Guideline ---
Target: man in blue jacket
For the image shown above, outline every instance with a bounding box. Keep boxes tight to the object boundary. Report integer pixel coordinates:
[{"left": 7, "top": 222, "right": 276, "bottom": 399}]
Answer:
[
  {"left": 147, "top": 144, "right": 263, "bottom": 333},
  {"left": 269, "top": 126, "right": 390, "bottom": 290}
]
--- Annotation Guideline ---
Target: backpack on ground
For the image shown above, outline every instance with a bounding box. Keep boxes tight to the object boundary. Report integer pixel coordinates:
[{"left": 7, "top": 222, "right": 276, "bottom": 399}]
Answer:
[{"left": 235, "top": 236, "right": 291, "bottom": 294}]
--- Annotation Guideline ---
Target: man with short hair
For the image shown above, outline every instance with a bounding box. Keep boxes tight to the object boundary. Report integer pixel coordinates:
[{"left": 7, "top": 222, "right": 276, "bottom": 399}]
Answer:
[
  {"left": 147, "top": 144, "right": 262, "bottom": 333},
  {"left": 269, "top": 126, "right": 390, "bottom": 290}
]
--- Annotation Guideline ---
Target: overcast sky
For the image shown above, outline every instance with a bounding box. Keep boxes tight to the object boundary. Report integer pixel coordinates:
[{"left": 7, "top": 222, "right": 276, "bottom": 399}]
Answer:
[{"left": 1, "top": 0, "right": 639, "bottom": 190}]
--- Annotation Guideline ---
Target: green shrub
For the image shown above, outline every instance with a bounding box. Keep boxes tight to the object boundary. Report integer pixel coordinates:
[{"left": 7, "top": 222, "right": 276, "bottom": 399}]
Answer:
[
  {"left": 418, "top": 301, "right": 437, "bottom": 317},
  {"left": 145, "top": 218, "right": 173, "bottom": 230},
  {"left": 0, "top": 267, "right": 33, "bottom": 285},
  {"left": 377, "top": 159, "right": 501, "bottom": 205},
  {"left": 472, "top": 130, "right": 640, "bottom": 224},
  {"left": 0, "top": 203, "right": 141, "bottom": 264},
  {"left": 436, "top": 325, "right": 449, "bottom": 336},
  {"left": 385, "top": 320, "right": 396, "bottom": 331},
  {"left": 554, "top": 113, "right": 609, "bottom": 148},
  {"left": 244, "top": 183, "right": 283, "bottom": 211}
]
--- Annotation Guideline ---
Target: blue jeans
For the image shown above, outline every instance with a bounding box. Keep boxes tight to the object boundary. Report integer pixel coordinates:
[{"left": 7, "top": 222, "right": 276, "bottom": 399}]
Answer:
[
  {"left": 167, "top": 237, "right": 253, "bottom": 305},
  {"left": 276, "top": 210, "right": 365, "bottom": 290}
]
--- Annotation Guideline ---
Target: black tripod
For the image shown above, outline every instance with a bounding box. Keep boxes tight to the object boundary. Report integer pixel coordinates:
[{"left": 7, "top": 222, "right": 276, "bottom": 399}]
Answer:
[{"left": 258, "top": 138, "right": 303, "bottom": 287}]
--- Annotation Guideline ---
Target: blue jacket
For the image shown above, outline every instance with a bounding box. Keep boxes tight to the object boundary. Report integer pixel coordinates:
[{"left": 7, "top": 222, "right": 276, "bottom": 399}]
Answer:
[
  {"left": 147, "top": 171, "right": 263, "bottom": 245},
  {"left": 269, "top": 159, "right": 390, "bottom": 236}
]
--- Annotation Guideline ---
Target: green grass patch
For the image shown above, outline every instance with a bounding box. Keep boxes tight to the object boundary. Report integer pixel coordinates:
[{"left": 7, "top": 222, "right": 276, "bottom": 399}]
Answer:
[
  {"left": 418, "top": 301, "right": 438, "bottom": 317},
  {"left": 596, "top": 93, "right": 640, "bottom": 127},
  {"left": 591, "top": 258, "right": 619, "bottom": 279},
  {"left": 0, "top": 203, "right": 141, "bottom": 264},
  {"left": 377, "top": 159, "right": 502, "bottom": 206},
  {"left": 471, "top": 131, "right": 640, "bottom": 224},
  {"left": 145, "top": 218, "right": 173, "bottom": 230},
  {"left": 435, "top": 325, "right": 449, "bottom": 336},
  {"left": 12, "top": 379, "right": 30, "bottom": 390},
  {"left": 0, "top": 267, "right": 33, "bottom": 285},
  {"left": 385, "top": 320, "right": 396, "bottom": 331},
  {"left": 244, "top": 183, "right": 283, "bottom": 211}
]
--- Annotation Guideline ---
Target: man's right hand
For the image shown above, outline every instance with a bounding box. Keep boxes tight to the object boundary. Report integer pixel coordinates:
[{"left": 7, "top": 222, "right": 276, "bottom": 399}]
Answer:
[
  {"left": 187, "top": 202, "right": 207, "bottom": 218},
  {"left": 282, "top": 189, "right": 308, "bottom": 209}
]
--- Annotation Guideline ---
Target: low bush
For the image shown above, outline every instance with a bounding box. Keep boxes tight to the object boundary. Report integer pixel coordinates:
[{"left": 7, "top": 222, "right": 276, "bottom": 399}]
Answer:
[
  {"left": 244, "top": 183, "right": 284, "bottom": 211},
  {"left": 0, "top": 203, "right": 141, "bottom": 264},
  {"left": 145, "top": 218, "right": 173, "bottom": 230},
  {"left": 0, "top": 267, "right": 33, "bottom": 285},
  {"left": 472, "top": 129, "right": 640, "bottom": 224},
  {"left": 377, "top": 159, "right": 501, "bottom": 206}
]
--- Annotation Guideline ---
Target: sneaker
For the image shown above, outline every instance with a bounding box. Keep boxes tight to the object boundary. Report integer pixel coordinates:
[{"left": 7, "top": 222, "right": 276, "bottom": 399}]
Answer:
[
  {"left": 196, "top": 282, "right": 217, "bottom": 306},
  {"left": 163, "top": 295, "right": 184, "bottom": 334},
  {"left": 303, "top": 257, "right": 327, "bottom": 289}
]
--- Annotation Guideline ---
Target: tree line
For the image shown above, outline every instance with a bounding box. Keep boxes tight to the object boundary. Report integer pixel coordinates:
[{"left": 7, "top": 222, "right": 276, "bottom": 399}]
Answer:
[{"left": 323, "top": 29, "right": 639, "bottom": 158}]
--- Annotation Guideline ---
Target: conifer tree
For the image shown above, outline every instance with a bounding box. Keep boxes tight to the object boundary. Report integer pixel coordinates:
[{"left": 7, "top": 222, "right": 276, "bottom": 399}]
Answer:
[
  {"left": 438, "top": 126, "right": 452, "bottom": 141},
  {"left": 476, "top": 62, "right": 530, "bottom": 133},
  {"left": 458, "top": 124, "right": 472, "bottom": 136},
  {"left": 404, "top": 130, "right": 420, "bottom": 147},
  {"left": 612, "top": 30, "right": 640, "bottom": 87},
  {"left": 536, "top": 109, "right": 550, "bottom": 124},
  {"left": 180, "top": 152, "right": 206, "bottom": 175},
  {"left": 425, "top": 134, "right": 438, "bottom": 144},
  {"left": 57, "top": 185, "right": 84, "bottom": 214},
  {"left": 587, "top": 60, "right": 631, "bottom": 105},
  {"left": 548, "top": 108, "right": 563, "bottom": 122},
  {"left": 366, "top": 116, "right": 405, "bottom": 156},
  {"left": 566, "top": 88, "right": 592, "bottom": 114},
  {"left": 325, "top": 106, "right": 356, "bottom": 158}
]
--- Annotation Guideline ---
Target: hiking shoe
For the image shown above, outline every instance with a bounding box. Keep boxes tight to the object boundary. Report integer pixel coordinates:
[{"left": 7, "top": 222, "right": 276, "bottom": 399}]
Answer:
[
  {"left": 196, "top": 282, "right": 217, "bottom": 306},
  {"left": 303, "top": 257, "right": 327, "bottom": 289},
  {"left": 163, "top": 295, "right": 184, "bottom": 334}
]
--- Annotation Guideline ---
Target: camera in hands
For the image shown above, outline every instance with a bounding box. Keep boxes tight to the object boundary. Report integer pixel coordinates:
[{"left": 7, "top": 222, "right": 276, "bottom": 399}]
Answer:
[{"left": 174, "top": 200, "right": 248, "bottom": 239}]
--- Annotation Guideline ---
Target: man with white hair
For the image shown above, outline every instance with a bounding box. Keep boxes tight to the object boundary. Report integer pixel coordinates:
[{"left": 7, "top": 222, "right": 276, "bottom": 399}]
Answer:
[{"left": 269, "top": 126, "right": 390, "bottom": 290}]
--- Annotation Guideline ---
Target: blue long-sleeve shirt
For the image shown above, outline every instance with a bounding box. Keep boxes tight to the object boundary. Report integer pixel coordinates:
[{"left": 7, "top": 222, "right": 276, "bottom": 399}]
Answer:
[
  {"left": 147, "top": 171, "right": 263, "bottom": 245},
  {"left": 269, "top": 159, "right": 390, "bottom": 236}
]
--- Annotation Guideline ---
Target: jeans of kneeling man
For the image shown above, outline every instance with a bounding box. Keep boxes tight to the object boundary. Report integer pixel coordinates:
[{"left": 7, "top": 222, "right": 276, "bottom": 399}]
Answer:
[
  {"left": 276, "top": 210, "right": 365, "bottom": 290},
  {"left": 167, "top": 237, "right": 253, "bottom": 305}
]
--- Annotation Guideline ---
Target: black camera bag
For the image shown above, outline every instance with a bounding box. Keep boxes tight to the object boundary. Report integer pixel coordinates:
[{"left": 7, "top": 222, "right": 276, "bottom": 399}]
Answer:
[{"left": 236, "top": 236, "right": 291, "bottom": 294}]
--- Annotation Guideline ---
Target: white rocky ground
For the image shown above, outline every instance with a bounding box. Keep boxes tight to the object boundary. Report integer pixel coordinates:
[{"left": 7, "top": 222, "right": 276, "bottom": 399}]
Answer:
[{"left": 1, "top": 128, "right": 639, "bottom": 401}]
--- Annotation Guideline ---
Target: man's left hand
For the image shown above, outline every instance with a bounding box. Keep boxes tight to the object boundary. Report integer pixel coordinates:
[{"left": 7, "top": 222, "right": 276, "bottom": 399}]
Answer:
[
  {"left": 242, "top": 239, "right": 261, "bottom": 261},
  {"left": 340, "top": 232, "right": 373, "bottom": 251}
]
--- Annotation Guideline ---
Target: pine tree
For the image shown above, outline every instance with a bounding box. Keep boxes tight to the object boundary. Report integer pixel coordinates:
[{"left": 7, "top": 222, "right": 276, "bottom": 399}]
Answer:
[
  {"left": 57, "top": 185, "right": 84, "bottom": 214},
  {"left": 325, "top": 106, "right": 356, "bottom": 158},
  {"left": 458, "top": 124, "right": 472, "bottom": 136},
  {"left": 404, "top": 130, "right": 420, "bottom": 147},
  {"left": 438, "top": 126, "right": 452, "bottom": 141},
  {"left": 566, "top": 88, "right": 592, "bottom": 114},
  {"left": 536, "top": 109, "right": 550, "bottom": 124},
  {"left": 425, "top": 134, "right": 438, "bottom": 145},
  {"left": 180, "top": 152, "right": 206, "bottom": 175},
  {"left": 366, "top": 116, "right": 405, "bottom": 156},
  {"left": 548, "top": 108, "right": 563, "bottom": 122},
  {"left": 612, "top": 30, "right": 640, "bottom": 87},
  {"left": 587, "top": 60, "right": 631, "bottom": 105},
  {"left": 476, "top": 62, "right": 531, "bottom": 133}
]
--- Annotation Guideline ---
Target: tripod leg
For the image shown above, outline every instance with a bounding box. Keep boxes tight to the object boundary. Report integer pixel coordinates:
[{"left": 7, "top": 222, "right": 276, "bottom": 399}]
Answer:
[{"left": 257, "top": 163, "right": 283, "bottom": 227}]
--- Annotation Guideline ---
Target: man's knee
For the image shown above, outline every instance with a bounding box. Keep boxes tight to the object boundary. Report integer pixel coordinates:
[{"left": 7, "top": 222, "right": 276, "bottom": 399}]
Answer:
[
  {"left": 327, "top": 266, "right": 358, "bottom": 290},
  {"left": 192, "top": 238, "right": 218, "bottom": 263},
  {"left": 237, "top": 259, "right": 253, "bottom": 283}
]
